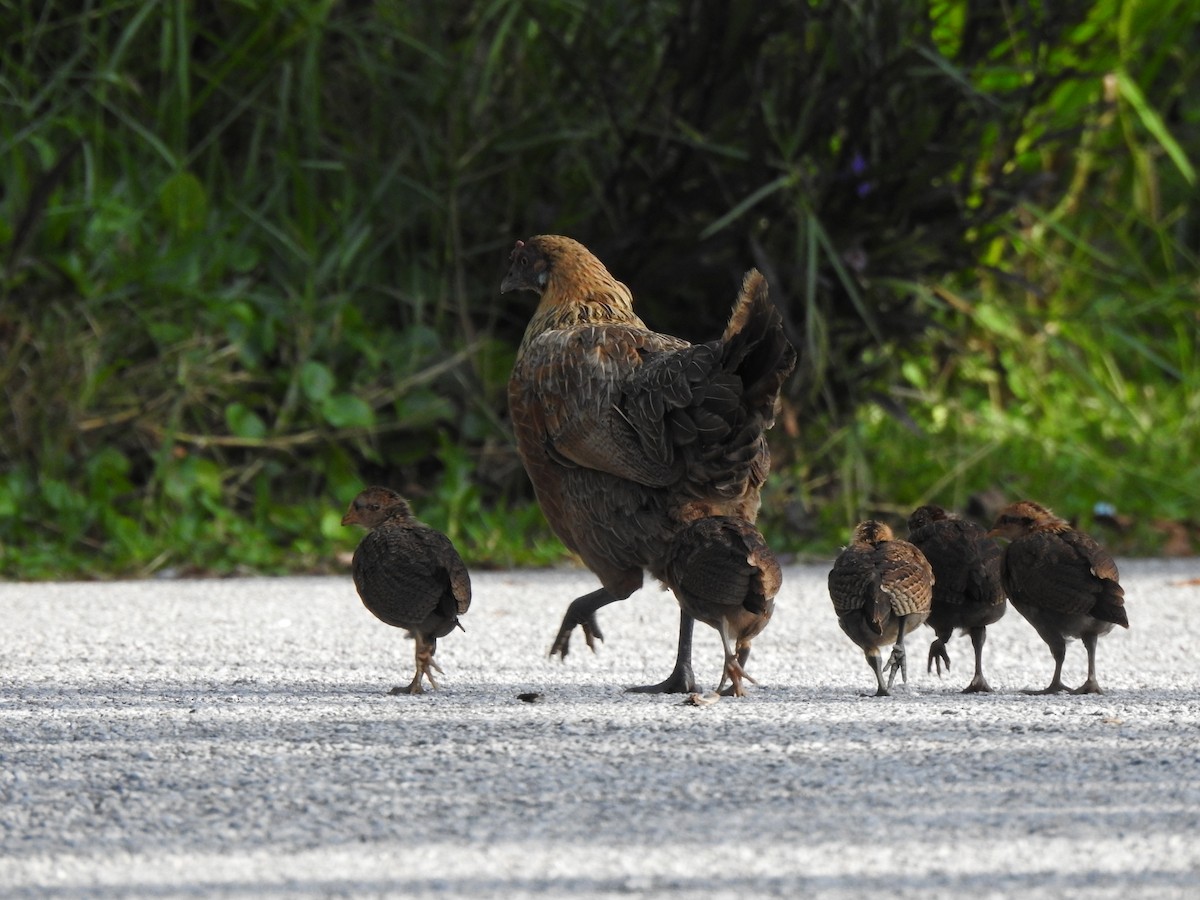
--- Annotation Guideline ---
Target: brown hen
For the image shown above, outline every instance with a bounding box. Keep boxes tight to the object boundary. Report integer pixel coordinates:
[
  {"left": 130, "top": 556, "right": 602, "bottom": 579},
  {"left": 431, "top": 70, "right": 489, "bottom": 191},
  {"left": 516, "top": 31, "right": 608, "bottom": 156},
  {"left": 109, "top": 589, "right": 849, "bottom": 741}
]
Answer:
[
  {"left": 988, "top": 500, "right": 1128, "bottom": 694},
  {"left": 907, "top": 504, "right": 1006, "bottom": 693},
  {"left": 662, "top": 517, "right": 780, "bottom": 697},
  {"left": 503, "top": 235, "right": 795, "bottom": 692},
  {"left": 342, "top": 486, "right": 472, "bottom": 695},
  {"left": 828, "top": 521, "right": 934, "bottom": 696}
]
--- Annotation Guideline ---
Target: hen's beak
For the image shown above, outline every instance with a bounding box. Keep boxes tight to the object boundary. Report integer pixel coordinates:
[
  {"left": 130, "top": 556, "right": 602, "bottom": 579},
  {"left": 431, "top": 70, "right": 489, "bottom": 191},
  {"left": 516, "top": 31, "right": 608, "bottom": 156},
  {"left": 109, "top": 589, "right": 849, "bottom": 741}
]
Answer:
[
  {"left": 500, "top": 268, "right": 523, "bottom": 294},
  {"left": 341, "top": 510, "right": 359, "bottom": 527}
]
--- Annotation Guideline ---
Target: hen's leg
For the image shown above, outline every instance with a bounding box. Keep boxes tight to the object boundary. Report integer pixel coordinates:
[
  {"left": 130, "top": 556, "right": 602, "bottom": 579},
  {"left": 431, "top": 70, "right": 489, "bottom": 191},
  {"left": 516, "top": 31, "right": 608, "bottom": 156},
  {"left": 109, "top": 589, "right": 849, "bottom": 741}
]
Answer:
[
  {"left": 963, "top": 626, "right": 993, "bottom": 693},
  {"left": 550, "top": 587, "right": 621, "bottom": 659},
  {"left": 1071, "top": 632, "right": 1104, "bottom": 694},
  {"left": 626, "top": 612, "right": 697, "bottom": 694}
]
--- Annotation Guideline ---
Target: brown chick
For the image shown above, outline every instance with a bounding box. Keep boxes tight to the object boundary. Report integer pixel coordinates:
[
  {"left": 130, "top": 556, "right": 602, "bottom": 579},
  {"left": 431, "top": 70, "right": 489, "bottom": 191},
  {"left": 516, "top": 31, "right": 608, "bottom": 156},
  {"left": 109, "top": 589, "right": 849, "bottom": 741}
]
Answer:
[
  {"left": 988, "top": 500, "right": 1128, "bottom": 694},
  {"left": 828, "top": 521, "right": 934, "bottom": 696},
  {"left": 341, "top": 486, "right": 472, "bottom": 695},
  {"left": 503, "top": 235, "right": 795, "bottom": 693},
  {"left": 907, "top": 504, "right": 1006, "bottom": 693},
  {"left": 662, "top": 517, "right": 780, "bottom": 697}
]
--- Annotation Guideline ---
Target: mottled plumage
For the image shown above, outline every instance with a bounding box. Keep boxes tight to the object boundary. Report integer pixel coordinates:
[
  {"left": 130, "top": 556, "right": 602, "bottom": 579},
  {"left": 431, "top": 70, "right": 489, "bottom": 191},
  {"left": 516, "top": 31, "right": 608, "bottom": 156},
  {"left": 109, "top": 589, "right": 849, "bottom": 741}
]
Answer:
[
  {"left": 503, "top": 235, "right": 795, "bottom": 692},
  {"left": 828, "top": 521, "right": 934, "bottom": 696},
  {"left": 988, "top": 500, "right": 1128, "bottom": 694},
  {"left": 907, "top": 504, "right": 1006, "bottom": 692},
  {"left": 342, "top": 486, "right": 471, "bottom": 695},
  {"left": 662, "top": 517, "right": 780, "bottom": 697}
]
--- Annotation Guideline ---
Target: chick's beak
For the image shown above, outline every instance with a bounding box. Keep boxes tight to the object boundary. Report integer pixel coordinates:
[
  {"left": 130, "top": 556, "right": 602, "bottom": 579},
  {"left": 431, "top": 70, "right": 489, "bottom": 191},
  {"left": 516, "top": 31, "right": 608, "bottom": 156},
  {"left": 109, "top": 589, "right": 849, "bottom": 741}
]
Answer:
[{"left": 341, "top": 509, "right": 359, "bottom": 527}]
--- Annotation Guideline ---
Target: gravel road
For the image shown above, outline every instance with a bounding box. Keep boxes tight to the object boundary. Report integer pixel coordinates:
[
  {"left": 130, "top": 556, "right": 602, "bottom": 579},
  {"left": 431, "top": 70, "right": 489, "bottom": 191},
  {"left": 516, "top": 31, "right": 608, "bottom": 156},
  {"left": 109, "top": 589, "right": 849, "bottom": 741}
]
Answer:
[{"left": 2, "top": 559, "right": 1199, "bottom": 898}]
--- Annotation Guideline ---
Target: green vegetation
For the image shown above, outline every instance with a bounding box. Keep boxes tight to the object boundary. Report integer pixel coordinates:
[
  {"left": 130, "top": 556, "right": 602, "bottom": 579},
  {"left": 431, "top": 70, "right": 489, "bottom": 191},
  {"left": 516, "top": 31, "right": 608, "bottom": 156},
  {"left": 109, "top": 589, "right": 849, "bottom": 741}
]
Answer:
[{"left": 1, "top": 1, "right": 1196, "bottom": 578}]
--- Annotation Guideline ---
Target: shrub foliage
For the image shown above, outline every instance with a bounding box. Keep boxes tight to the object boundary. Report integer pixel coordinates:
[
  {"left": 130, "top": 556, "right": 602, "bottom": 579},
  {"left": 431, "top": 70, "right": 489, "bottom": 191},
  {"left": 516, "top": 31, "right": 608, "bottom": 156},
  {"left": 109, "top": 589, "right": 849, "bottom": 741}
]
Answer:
[{"left": 0, "top": 1, "right": 1196, "bottom": 575}]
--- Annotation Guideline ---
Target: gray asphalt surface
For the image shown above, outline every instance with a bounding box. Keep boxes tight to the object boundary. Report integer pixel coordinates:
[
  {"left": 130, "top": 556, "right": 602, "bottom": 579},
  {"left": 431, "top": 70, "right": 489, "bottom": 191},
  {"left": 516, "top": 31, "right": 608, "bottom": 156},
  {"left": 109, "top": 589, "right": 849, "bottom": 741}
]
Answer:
[{"left": 2, "top": 559, "right": 1199, "bottom": 899}]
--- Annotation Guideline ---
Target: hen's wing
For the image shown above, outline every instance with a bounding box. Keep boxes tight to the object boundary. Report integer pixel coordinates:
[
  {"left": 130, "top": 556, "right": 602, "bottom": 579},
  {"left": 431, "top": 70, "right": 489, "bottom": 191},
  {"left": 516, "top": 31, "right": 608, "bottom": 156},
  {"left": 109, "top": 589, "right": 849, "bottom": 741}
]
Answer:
[
  {"left": 512, "top": 322, "right": 774, "bottom": 494},
  {"left": 510, "top": 324, "right": 690, "bottom": 488}
]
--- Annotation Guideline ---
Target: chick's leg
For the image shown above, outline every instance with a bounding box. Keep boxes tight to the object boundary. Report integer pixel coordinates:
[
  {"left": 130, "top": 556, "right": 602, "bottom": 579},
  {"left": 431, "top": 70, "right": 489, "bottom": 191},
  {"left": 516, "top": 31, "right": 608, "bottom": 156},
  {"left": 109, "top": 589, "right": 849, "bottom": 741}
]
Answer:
[
  {"left": 392, "top": 635, "right": 438, "bottom": 695},
  {"left": 866, "top": 650, "right": 889, "bottom": 697},
  {"left": 720, "top": 643, "right": 757, "bottom": 697},
  {"left": 1071, "top": 632, "right": 1104, "bottom": 694},
  {"left": 883, "top": 615, "right": 911, "bottom": 690},
  {"left": 963, "top": 625, "right": 994, "bottom": 693},
  {"left": 626, "top": 612, "right": 698, "bottom": 694},
  {"left": 928, "top": 627, "right": 951, "bottom": 677},
  {"left": 1024, "top": 633, "right": 1069, "bottom": 694}
]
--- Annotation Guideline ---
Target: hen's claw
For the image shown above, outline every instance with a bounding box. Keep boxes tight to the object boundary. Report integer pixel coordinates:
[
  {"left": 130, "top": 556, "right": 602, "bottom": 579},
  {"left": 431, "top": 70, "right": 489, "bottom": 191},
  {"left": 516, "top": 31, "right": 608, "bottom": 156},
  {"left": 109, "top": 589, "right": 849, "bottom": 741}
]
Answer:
[
  {"left": 626, "top": 662, "right": 697, "bottom": 694},
  {"left": 550, "top": 613, "right": 604, "bottom": 660}
]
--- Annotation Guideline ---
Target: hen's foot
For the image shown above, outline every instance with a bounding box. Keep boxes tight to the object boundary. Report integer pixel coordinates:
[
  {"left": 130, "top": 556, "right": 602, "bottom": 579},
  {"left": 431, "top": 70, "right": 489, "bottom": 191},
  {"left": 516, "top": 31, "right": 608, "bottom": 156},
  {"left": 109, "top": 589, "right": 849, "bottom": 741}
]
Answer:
[
  {"left": 928, "top": 640, "right": 950, "bottom": 677},
  {"left": 626, "top": 662, "right": 697, "bottom": 695},
  {"left": 1022, "top": 680, "right": 1069, "bottom": 695},
  {"left": 549, "top": 613, "right": 605, "bottom": 660}
]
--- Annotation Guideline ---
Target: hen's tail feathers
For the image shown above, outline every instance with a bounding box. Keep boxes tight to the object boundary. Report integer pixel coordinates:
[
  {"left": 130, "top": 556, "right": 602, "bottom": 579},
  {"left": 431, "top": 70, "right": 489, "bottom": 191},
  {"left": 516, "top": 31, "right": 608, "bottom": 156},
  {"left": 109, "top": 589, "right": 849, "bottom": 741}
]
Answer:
[{"left": 721, "top": 270, "right": 796, "bottom": 425}]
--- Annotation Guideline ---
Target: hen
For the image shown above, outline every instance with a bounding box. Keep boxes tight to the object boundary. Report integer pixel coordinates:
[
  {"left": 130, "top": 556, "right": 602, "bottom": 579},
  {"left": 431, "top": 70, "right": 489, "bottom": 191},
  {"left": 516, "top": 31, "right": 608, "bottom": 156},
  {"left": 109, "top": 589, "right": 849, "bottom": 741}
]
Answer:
[
  {"left": 828, "top": 521, "right": 934, "bottom": 696},
  {"left": 988, "top": 500, "right": 1128, "bottom": 694},
  {"left": 662, "top": 517, "right": 780, "bottom": 697},
  {"left": 342, "top": 486, "right": 472, "bottom": 695},
  {"left": 906, "top": 504, "right": 1006, "bottom": 693},
  {"left": 503, "top": 235, "right": 795, "bottom": 692}
]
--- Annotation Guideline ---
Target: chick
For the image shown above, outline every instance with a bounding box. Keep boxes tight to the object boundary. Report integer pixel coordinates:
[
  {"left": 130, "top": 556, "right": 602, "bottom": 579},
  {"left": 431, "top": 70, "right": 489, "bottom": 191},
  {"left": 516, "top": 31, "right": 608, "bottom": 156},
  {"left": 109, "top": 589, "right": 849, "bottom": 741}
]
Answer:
[
  {"left": 342, "top": 486, "right": 471, "bottom": 694},
  {"left": 988, "top": 500, "right": 1127, "bottom": 694},
  {"left": 662, "top": 517, "right": 780, "bottom": 697},
  {"left": 828, "top": 521, "right": 933, "bottom": 696},
  {"left": 907, "top": 504, "right": 1006, "bottom": 693}
]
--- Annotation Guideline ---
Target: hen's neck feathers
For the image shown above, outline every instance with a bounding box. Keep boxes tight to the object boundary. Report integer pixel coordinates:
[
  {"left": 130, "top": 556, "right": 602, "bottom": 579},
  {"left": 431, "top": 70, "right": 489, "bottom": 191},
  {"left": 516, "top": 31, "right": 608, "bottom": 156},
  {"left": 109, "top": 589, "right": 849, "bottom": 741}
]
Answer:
[{"left": 518, "top": 244, "right": 645, "bottom": 356}]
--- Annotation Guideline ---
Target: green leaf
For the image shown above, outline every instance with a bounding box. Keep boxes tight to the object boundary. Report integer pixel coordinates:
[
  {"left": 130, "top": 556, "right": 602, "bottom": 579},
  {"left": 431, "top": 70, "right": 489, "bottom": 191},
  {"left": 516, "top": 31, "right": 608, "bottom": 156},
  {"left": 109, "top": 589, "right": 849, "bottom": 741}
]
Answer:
[
  {"left": 321, "top": 394, "right": 374, "bottom": 428},
  {"left": 1115, "top": 71, "right": 1196, "bottom": 186},
  {"left": 159, "top": 171, "right": 209, "bottom": 235},
  {"left": 225, "top": 402, "right": 268, "bottom": 439},
  {"left": 300, "top": 361, "right": 335, "bottom": 402}
]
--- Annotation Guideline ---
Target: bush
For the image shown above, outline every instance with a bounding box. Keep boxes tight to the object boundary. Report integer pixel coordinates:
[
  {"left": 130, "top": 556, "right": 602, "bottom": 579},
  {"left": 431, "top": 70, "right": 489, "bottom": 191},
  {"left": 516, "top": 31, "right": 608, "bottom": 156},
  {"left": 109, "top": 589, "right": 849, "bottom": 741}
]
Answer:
[{"left": 0, "top": 1, "right": 1195, "bottom": 575}]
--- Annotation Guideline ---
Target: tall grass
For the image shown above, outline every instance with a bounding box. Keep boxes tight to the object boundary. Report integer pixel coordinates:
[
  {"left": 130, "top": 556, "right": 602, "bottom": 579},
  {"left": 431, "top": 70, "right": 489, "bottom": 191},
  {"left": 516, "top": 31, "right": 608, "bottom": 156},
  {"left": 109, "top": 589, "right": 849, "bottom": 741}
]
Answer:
[
  {"left": 0, "top": 1, "right": 1195, "bottom": 575},
  {"left": 765, "top": 0, "right": 1199, "bottom": 552}
]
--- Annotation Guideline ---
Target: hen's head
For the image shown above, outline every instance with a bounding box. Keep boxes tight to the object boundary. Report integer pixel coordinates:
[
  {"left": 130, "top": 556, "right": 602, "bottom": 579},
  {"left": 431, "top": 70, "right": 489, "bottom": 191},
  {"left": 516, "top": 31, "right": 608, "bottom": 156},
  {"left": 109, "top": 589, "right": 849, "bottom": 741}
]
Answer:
[
  {"left": 341, "top": 486, "right": 414, "bottom": 529},
  {"left": 987, "top": 500, "right": 1065, "bottom": 540},
  {"left": 500, "top": 235, "right": 614, "bottom": 294}
]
